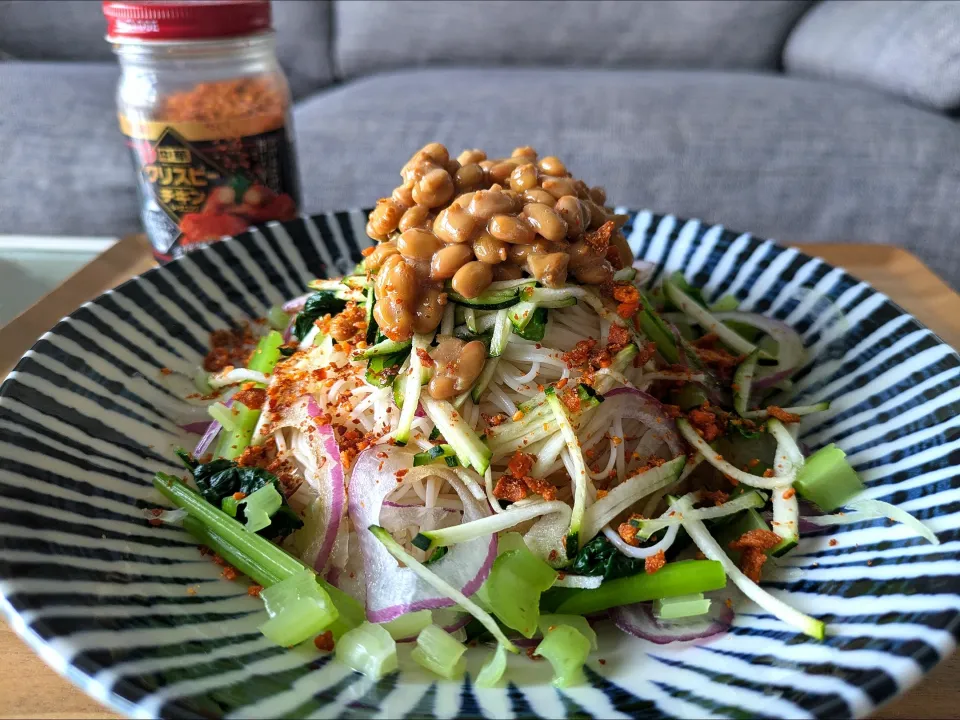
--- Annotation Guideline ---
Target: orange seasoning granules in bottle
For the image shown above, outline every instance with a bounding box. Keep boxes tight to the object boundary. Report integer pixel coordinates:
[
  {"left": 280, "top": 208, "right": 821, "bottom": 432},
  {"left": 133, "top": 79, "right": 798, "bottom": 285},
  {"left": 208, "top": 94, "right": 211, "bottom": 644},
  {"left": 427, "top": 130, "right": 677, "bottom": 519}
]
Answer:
[{"left": 103, "top": 0, "right": 301, "bottom": 261}]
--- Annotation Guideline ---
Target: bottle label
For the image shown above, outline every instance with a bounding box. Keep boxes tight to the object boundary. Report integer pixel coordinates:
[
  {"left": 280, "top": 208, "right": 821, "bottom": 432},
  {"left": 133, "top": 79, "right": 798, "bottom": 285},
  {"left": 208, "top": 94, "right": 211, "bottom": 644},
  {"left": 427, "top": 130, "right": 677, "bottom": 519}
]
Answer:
[{"left": 120, "top": 115, "right": 301, "bottom": 260}]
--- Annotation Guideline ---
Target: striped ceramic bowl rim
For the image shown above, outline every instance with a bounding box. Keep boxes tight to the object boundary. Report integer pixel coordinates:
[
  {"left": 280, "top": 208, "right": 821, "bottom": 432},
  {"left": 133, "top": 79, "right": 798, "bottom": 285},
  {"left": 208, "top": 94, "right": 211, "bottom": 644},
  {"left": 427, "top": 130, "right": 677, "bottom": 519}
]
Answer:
[{"left": 0, "top": 209, "right": 958, "bottom": 718}]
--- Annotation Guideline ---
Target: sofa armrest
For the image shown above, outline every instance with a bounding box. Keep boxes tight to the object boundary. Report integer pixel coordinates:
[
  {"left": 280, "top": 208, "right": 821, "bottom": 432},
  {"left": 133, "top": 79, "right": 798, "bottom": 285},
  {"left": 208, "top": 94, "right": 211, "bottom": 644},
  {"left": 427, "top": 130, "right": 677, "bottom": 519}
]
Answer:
[{"left": 783, "top": 1, "right": 960, "bottom": 112}]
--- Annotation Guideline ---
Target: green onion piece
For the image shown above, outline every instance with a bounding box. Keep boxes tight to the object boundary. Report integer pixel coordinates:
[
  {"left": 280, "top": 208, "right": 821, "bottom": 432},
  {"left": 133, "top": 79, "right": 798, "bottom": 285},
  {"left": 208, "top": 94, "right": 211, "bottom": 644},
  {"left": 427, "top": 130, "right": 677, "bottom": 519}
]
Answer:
[
  {"left": 379, "top": 610, "right": 432, "bottom": 641},
  {"left": 258, "top": 568, "right": 339, "bottom": 647},
  {"left": 236, "top": 483, "right": 283, "bottom": 533},
  {"left": 534, "top": 624, "right": 590, "bottom": 688},
  {"left": 247, "top": 330, "right": 284, "bottom": 375},
  {"left": 369, "top": 525, "right": 519, "bottom": 653},
  {"left": 215, "top": 401, "right": 260, "bottom": 460},
  {"left": 654, "top": 593, "right": 711, "bottom": 620},
  {"left": 335, "top": 622, "right": 398, "bottom": 680},
  {"left": 794, "top": 444, "right": 865, "bottom": 511},
  {"left": 208, "top": 401, "right": 238, "bottom": 431},
  {"left": 554, "top": 559, "right": 726, "bottom": 616},
  {"left": 475, "top": 643, "right": 508, "bottom": 688},
  {"left": 267, "top": 306, "right": 291, "bottom": 332},
  {"left": 411, "top": 624, "right": 468, "bottom": 679},
  {"left": 538, "top": 614, "right": 598, "bottom": 650},
  {"left": 477, "top": 540, "right": 558, "bottom": 638}
]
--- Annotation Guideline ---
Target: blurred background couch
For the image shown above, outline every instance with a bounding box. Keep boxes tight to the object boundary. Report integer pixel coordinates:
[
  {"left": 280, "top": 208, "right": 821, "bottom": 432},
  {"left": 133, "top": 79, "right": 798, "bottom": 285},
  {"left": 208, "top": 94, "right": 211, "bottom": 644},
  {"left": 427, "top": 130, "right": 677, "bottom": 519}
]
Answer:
[{"left": 1, "top": 0, "right": 959, "bottom": 285}]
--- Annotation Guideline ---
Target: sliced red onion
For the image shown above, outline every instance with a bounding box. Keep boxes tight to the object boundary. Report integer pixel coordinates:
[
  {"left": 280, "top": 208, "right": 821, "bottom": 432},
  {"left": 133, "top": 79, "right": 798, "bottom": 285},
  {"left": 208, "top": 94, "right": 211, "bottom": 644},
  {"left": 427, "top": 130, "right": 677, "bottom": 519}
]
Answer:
[
  {"left": 180, "top": 421, "right": 212, "bottom": 435},
  {"left": 192, "top": 421, "right": 221, "bottom": 455},
  {"left": 191, "top": 398, "right": 233, "bottom": 456},
  {"left": 280, "top": 396, "right": 346, "bottom": 572},
  {"left": 349, "top": 445, "right": 496, "bottom": 623},
  {"left": 282, "top": 292, "right": 312, "bottom": 313},
  {"left": 611, "top": 597, "right": 733, "bottom": 645},
  {"left": 712, "top": 312, "right": 806, "bottom": 389},
  {"left": 305, "top": 405, "right": 346, "bottom": 571},
  {"left": 602, "top": 387, "right": 684, "bottom": 456}
]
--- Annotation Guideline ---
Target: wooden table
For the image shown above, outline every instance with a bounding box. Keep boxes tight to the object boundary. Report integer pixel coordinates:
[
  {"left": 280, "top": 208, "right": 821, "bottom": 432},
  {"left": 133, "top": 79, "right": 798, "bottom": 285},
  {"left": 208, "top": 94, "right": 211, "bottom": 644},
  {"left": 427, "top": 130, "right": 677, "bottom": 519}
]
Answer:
[{"left": 0, "top": 237, "right": 958, "bottom": 719}]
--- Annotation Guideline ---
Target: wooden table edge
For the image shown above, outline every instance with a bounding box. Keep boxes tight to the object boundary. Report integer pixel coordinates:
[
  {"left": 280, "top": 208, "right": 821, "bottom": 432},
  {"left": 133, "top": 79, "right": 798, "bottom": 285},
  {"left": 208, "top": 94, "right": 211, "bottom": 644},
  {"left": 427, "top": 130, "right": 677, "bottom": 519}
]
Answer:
[{"left": 0, "top": 237, "right": 957, "bottom": 719}]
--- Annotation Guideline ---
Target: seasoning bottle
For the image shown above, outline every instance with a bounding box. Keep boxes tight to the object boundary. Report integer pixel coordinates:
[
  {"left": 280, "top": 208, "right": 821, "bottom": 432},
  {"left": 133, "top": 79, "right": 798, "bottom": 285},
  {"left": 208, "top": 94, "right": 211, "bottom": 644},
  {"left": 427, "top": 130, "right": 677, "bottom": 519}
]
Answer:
[{"left": 103, "top": 0, "right": 301, "bottom": 261}]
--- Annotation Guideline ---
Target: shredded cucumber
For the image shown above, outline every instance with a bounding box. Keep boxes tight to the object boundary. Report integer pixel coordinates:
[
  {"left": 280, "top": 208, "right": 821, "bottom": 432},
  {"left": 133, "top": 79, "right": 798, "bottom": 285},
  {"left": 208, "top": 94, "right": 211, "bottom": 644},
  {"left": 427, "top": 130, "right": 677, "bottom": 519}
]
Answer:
[{"left": 420, "top": 395, "right": 492, "bottom": 474}]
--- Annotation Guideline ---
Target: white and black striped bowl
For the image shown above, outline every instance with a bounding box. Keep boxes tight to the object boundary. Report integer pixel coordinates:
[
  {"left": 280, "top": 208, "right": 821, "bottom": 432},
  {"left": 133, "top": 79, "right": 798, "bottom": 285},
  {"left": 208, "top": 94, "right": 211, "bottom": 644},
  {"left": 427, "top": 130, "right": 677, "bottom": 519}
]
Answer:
[{"left": 1, "top": 210, "right": 958, "bottom": 719}]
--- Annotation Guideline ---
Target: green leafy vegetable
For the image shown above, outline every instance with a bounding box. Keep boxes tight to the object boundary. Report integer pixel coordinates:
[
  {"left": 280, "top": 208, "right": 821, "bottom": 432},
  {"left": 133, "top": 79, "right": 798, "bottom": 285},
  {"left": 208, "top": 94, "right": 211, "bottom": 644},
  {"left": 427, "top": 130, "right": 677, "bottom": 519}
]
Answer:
[
  {"left": 174, "top": 450, "right": 303, "bottom": 538},
  {"left": 567, "top": 534, "right": 651, "bottom": 580},
  {"left": 292, "top": 291, "right": 348, "bottom": 341}
]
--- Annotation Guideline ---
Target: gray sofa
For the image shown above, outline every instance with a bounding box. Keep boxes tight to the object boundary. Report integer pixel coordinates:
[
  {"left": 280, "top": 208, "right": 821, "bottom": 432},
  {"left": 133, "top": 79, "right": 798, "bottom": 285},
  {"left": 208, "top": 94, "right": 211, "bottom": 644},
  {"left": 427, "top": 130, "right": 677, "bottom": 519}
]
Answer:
[{"left": 2, "top": 0, "right": 959, "bottom": 285}]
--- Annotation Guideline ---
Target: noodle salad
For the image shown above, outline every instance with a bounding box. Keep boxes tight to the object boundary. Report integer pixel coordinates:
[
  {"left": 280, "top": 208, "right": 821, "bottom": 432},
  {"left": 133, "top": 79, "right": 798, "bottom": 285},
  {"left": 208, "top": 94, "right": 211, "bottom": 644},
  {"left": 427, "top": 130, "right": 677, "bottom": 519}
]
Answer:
[{"left": 152, "top": 145, "right": 937, "bottom": 687}]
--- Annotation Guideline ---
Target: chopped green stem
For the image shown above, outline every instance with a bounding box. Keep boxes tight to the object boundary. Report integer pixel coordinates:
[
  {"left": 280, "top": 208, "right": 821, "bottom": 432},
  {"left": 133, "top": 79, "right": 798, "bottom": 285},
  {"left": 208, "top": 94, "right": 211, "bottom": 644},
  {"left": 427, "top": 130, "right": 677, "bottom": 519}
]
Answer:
[
  {"left": 182, "top": 516, "right": 283, "bottom": 587},
  {"left": 654, "top": 593, "right": 711, "bottom": 620},
  {"left": 554, "top": 559, "right": 726, "bottom": 616},
  {"left": 208, "top": 401, "right": 238, "bottom": 431},
  {"left": 793, "top": 443, "right": 865, "bottom": 511},
  {"left": 168, "top": 475, "right": 363, "bottom": 636},
  {"left": 247, "top": 330, "right": 284, "bottom": 375},
  {"left": 411, "top": 624, "right": 468, "bottom": 679},
  {"left": 215, "top": 401, "right": 260, "bottom": 460},
  {"left": 534, "top": 624, "right": 590, "bottom": 688}
]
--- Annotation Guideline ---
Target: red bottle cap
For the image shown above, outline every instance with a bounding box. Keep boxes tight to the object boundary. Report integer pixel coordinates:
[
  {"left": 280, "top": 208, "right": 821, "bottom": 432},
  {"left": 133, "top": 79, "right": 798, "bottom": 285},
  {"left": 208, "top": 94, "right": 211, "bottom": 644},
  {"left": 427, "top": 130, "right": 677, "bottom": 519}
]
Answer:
[{"left": 103, "top": 0, "right": 272, "bottom": 42}]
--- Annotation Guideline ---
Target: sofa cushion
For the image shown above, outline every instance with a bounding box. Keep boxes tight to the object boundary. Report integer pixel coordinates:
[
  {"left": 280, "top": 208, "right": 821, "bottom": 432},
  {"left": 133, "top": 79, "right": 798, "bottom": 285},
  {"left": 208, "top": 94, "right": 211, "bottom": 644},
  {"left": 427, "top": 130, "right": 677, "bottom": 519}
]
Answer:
[
  {"left": 334, "top": 0, "right": 815, "bottom": 79},
  {"left": 293, "top": 68, "right": 960, "bottom": 287},
  {"left": 0, "top": 62, "right": 141, "bottom": 239},
  {"left": 0, "top": 0, "right": 334, "bottom": 99},
  {"left": 784, "top": 0, "right": 960, "bottom": 111}
]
